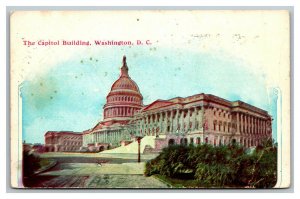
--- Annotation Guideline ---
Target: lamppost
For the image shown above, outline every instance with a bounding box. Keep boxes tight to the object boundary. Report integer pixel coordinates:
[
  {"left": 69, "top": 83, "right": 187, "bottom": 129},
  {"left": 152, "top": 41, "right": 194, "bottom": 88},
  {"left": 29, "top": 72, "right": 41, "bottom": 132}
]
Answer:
[{"left": 136, "top": 136, "right": 142, "bottom": 163}]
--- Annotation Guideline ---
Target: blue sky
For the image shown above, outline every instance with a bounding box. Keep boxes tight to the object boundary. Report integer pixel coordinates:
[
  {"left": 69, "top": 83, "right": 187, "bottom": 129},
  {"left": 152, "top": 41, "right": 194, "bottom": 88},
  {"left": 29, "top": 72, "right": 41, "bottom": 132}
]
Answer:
[{"left": 21, "top": 46, "right": 276, "bottom": 144}]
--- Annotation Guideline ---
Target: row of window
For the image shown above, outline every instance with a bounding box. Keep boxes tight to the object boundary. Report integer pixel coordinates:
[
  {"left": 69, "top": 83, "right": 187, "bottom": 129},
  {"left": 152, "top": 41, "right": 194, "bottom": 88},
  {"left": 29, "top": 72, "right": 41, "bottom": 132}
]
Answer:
[
  {"left": 213, "top": 109, "right": 231, "bottom": 119},
  {"left": 168, "top": 137, "right": 206, "bottom": 146},
  {"left": 62, "top": 136, "right": 81, "bottom": 140},
  {"left": 168, "top": 137, "right": 258, "bottom": 147},
  {"left": 213, "top": 121, "right": 233, "bottom": 132},
  {"left": 141, "top": 121, "right": 201, "bottom": 135},
  {"left": 105, "top": 107, "right": 136, "bottom": 117},
  {"left": 108, "top": 95, "right": 140, "bottom": 103},
  {"left": 63, "top": 141, "right": 82, "bottom": 146}
]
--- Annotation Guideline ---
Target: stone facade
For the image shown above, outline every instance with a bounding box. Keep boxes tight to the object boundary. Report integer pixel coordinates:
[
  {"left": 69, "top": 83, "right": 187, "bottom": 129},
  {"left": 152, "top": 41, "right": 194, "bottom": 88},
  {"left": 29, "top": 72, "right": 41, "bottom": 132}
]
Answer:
[
  {"left": 44, "top": 131, "right": 83, "bottom": 152},
  {"left": 128, "top": 94, "right": 272, "bottom": 150},
  {"left": 81, "top": 56, "right": 272, "bottom": 152}
]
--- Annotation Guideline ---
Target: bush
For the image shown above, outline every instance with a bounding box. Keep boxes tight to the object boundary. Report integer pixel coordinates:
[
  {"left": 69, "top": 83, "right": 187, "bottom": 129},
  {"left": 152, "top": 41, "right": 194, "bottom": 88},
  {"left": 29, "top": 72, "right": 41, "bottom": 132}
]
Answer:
[
  {"left": 145, "top": 140, "right": 277, "bottom": 188},
  {"left": 195, "top": 162, "right": 235, "bottom": 187},
  {"left": 23, "top": 150, "right": 41, "bottom": 177},
  {"left": 145, "top": 145, "right": 192, "bottom": 177}
]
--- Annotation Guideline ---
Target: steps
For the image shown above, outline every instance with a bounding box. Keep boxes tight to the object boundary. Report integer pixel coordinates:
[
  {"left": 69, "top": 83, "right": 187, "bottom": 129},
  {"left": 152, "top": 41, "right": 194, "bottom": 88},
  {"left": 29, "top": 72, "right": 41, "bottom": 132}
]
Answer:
[{"left": 100, "top": 136, "right": 156, "bottom": 154}]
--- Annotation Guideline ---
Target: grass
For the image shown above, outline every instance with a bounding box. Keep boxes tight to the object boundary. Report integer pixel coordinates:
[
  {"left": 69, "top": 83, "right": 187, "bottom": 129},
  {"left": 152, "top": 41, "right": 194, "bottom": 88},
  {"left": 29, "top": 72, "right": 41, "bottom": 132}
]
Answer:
[
  {"left": 39, "top": 158, "right": 54, "bottom": 168},
  {"left": 153, "top": 175, "right": 246, "bottom": 188},
  {"left": 153, "top": 175, "right": 200, "bottom": 188}
]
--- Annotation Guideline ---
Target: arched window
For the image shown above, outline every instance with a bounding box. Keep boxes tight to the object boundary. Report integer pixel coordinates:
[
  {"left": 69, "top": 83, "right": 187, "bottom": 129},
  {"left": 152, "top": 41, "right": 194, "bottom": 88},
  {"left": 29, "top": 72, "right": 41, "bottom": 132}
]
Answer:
[
  {"left": 180, "top": 138, "right": 184, "bottom": 145},
  {"left": 232, "top": 139, "right": 236, "bottom": 145},
  {"left": 205, "top": 137, "right": 208, "bottom": 144},
  {"left": 196, "top": 137, "right": 201, "bottom": 144},
  {"left": 184, "top": 138, "right": 188, "bottom": 145},
  {"left": 168, "top": 139, "right": 175, "bottom": 146},
  {"left": 190, "top": 138, "right": 194, "bottom": 144}
]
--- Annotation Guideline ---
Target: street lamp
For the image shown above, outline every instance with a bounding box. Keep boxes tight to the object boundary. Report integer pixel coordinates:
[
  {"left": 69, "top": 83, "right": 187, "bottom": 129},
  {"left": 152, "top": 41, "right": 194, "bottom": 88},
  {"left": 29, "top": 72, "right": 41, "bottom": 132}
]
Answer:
[{"left": 136, "top": 136, "right": 142, "bottom": 163}]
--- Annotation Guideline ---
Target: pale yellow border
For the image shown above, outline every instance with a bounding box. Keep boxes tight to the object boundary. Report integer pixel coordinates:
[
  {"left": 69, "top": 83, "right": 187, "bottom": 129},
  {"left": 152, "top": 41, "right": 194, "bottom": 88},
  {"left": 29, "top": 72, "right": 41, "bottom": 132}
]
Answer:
[{"left": 10, "top": 10, "right": 290, "bottom": 188}]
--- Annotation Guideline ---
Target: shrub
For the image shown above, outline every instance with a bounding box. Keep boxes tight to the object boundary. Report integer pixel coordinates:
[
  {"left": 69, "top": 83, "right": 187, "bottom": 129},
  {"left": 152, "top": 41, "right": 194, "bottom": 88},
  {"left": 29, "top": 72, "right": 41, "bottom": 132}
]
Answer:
[
  {"left": 145, "top": 140, "right": 277, "bottom": 188},
  {"left": 23, "top": 150, "right": 41, "bottom": 177}
]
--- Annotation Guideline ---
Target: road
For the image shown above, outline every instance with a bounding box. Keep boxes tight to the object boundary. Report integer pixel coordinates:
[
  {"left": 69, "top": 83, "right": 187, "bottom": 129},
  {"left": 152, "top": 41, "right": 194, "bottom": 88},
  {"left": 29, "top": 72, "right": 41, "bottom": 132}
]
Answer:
[{"left": 23, "top": 153, "right": 168, "bottom": 188}]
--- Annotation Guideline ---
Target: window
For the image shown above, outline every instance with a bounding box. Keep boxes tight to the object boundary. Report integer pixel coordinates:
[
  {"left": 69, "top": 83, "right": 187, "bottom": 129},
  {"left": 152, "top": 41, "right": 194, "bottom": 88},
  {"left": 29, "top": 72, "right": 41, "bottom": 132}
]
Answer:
[
  {"left": 184, "top": 138, "right": 188, "bottom": 145},
  {"left": 190, "top": 138, "right": 194, "bottom": 144},
  {"left": 196, "top": 137, "right": 201, "bottom": 144},
  {"left": 232, "top": 139, "right": 236, "bottom": 144},
  {"left": 168, "top": 139, "right": 175, "bottom": 146}
]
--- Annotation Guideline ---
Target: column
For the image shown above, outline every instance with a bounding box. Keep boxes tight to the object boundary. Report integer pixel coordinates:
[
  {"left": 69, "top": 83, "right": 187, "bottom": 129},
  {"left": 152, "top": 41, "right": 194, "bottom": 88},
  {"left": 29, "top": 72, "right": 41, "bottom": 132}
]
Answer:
[
  {"left": 257, "top": 118, "right": 260, "bottom": 135},
  {"left": 240, "top": 114, "right": 243, "bottom": 134},
  {"left": 255, "top": 119, "right": 258, "bottom": 135},
  {"left": 245, "top": 115, "right": 248, "bottom": 134},
  {"left": 165, "top": 111, "right": 169, "bottom": 134},
  {"left": 263, "top": 120, "right": 266, "bottom": 135},
  {"left": 259, "top": 119, "right": 262, "bottom": 135},
  {"left": 145, "top": 115, "right": 148, "bottom": 135},
  {"left": 170, "top": 110, "right": 174, "bottom": 133},
  {"left": 191, "top": 107, "right": 196, "bottom": 130},
  {"left": 143, "top": 117, "right": 146, "bottom": 135},
  {"left": 237, "top": 112, "right": 240, "bottom": 134},
  {"left": 180, "top": 110, "right": 184, "bottom": 132},
  {"left": 175, "top": 109, "right": 179, "bottom": 132},
  {"left": 248, "top": 116, "right": 250, "bottom": 135},
  {"left": 159, "top": 112, "right": 163, "bottom": 134},
  {"left": 187, "top": 108, "right": 191, "bottom": 130}
]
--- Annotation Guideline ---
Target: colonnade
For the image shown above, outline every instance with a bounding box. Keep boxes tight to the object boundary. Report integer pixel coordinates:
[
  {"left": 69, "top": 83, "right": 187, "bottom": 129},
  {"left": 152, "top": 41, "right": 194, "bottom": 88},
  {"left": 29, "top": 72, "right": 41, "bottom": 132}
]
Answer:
[
  {"left": 104, "top": 106, "right": 138, "bottom": 118},
  {"left": 136, "top": 106, "right": 204, "bottom": 136},
  {"left": 236, "top": 112, "right": 270, "bottom": 136},
  {"left": 83, "top": 130, "right": 129, "bottom": 146}
]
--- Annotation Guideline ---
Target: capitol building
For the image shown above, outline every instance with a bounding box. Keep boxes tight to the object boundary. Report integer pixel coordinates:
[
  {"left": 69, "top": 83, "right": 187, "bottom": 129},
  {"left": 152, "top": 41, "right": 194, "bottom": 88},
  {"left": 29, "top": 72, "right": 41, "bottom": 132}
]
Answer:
[{"left": 45, "top": 56, "right": 272, "bottom": 152}]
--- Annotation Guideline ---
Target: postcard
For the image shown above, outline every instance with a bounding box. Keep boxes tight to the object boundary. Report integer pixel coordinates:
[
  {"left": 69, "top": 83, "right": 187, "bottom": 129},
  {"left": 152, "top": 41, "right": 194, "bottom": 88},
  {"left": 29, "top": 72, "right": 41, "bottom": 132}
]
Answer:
[{"left": 10, "top": 10, "right": 290, "bottom": 189}]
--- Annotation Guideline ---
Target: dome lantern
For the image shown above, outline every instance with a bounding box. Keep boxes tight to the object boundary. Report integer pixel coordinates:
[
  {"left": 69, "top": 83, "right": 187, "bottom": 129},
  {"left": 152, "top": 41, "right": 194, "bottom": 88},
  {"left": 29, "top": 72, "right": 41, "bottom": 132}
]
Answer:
[{"left": 121, "top": 55, "right": 129, "bottom": 77}]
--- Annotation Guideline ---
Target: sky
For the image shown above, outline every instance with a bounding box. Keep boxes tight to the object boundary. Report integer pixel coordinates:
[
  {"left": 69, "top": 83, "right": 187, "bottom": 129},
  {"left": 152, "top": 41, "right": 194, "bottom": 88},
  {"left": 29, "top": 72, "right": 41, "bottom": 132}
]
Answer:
[
  {"left": 10, "top": 11, "right": 289, "bottom": 144},
  {"left": 20, "top": 46, "right": 276, "bottom": 144}
]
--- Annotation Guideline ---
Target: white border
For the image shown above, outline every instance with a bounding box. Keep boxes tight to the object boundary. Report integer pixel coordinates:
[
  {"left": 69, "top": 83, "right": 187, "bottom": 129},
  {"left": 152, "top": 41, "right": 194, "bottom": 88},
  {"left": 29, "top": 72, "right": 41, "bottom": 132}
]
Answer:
[{"left": 1, "top": 0, "right": 299, "bottom": 198}]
